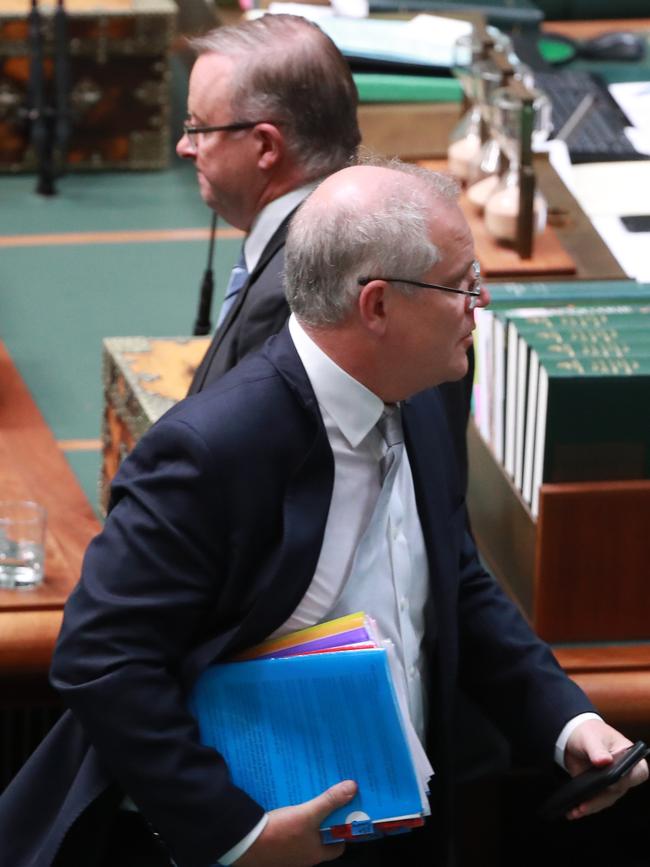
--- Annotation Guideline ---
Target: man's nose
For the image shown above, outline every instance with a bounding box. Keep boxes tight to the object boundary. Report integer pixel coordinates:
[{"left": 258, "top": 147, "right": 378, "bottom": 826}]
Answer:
[
  {"left": 176, "top": 133, "right": 196, "bottom": 160},
  {"left": 476, "top": 282, "right": 491, "bottom": 309}
]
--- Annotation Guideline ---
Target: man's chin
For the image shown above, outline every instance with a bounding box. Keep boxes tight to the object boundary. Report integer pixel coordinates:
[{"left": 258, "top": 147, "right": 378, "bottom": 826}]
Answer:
[
  {"left": 197, "top": 177, "right": 216, "bottom": 208},
  {"left": 446, "top": 353, "right": 470, "bottom": 383}
]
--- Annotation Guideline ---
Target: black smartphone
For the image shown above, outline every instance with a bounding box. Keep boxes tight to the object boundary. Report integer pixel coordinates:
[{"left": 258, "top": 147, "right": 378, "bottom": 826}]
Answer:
[
  {"left": 538, "top": 740, "right": 649, "bottom": 821},
  {"left": 620, "top": 215, "right": 650, "bottom": 233}
]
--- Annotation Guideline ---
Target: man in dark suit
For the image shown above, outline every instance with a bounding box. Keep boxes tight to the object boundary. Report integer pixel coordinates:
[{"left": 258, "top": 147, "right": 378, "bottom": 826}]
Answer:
[
  {"left": 0, "top": 162, "right": 645, "bottom": 867},
  {"left": 177, "top": 15, "right": 478, "bottom": 489},
  {"left": 176, "top": 14, "right": 361, "bottom": 394}
]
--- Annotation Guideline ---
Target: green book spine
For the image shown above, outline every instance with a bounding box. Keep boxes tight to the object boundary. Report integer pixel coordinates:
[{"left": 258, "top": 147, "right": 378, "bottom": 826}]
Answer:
[
  {"left": 507, "top": 307, "right": 650, "bottom": 330},
  {"left": 475, "top": 299, "right": 650, "bottom": 477},
  {"left": 487, "top": 306, "right": 648, "bottom": 471},
  {"left": 529, "top": 358, "right": 650, "bottom": 518},
  {"left": 516, "top": 323, "right": 650, "bottom": 360},
  {"left": 487, "top": 280, "right": 650, "bottom": 309},
  {"left": 486, "top": 304, "right": 649, "bottom": 477}
]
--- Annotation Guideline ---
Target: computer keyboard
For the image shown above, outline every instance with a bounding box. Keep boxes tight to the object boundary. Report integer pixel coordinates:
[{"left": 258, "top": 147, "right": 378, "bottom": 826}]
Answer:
[{"left": 533, "top": 69, "right": 645, "bottom": 164}]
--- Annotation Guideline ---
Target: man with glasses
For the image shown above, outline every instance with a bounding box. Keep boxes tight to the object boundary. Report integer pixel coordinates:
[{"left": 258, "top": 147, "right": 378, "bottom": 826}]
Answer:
[
  {"left": 1, "top": 160, "right": 644, "bottom": 867},
  {"left": 177, "top": 14, "right": 484, "bottom": 492},
  {"left": 176, "top": 14, "right": 360, "bottom": 394}
]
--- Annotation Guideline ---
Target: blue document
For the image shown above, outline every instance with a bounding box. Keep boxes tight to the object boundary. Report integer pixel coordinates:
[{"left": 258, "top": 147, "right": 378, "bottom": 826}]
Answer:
[{"left": 189, "top": 649, "right": 425, "bottom": 838}]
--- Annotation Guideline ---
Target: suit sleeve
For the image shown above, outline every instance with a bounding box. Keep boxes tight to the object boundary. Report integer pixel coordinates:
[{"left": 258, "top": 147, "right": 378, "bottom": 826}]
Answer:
[
  {"left": 50, "top": 417, "right": 265, "bottom": 867},
  {"left": 453, "top": 512, "right": 596, "bottom": 765}
]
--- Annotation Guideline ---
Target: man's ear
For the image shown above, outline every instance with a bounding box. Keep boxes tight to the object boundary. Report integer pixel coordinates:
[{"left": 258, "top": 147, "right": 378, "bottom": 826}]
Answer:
[
  {"left": 358, "top": 280, "right": 389, "bottom": 336},
  {"left": 252, "top": 123, "right": 284, "bottom": 171}
]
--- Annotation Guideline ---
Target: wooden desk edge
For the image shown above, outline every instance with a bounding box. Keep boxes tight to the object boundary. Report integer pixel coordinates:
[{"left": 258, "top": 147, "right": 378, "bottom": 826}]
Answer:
[{"left": 0, "top": 610, "right": 63, "bottom": 676}]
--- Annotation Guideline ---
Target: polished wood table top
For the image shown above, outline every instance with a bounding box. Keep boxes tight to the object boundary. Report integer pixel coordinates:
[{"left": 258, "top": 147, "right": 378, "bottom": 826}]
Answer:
[{"left": 0, "top": 341, "right": 101, "bottom": 677}]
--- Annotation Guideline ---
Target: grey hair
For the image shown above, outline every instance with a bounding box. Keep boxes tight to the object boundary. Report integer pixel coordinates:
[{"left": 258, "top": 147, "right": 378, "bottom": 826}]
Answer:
[
  {"left": 285, "top": 159, "right": 460, "bottom": 327},
  {"left": 189, "top": 15, "right": 360, "bottom": 180}
]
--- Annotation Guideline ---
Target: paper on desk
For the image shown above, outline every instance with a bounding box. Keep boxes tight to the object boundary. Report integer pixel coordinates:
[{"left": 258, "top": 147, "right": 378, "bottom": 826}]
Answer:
[
  {"left": 267, "top": 0, "right": 368, "bottom": 19},
  {"left": 265, "top": 9, "right": 471, "bottom": 68},
  {"left": 609, "top": 81, "right": 650, "bottom": 132},
  {"left": 622, "top": 128, "right": 650, "bottom": 157},
  {"left": 568, "top": 160, "right": 650, "bottom": 282},
  {"left": 590, "top": 216, "right": 650, "bottom": 282},
  {"left": 330, "top": 0, "right": 369, "bottom": 19},
  {"left": 607, "top": 81, "right": 650, "bottom": 156},
  {"left": 264, "top": 3, "right": 333, "bottom": 20},
  {"left": 536, "top": 139, "right": 578, "bottom": 196},
  {"left": 322, "top": 15, "right": 470, "bottom": 67},
  {"left": 570, "top": 160, "right": 650, "bottom": 217}
]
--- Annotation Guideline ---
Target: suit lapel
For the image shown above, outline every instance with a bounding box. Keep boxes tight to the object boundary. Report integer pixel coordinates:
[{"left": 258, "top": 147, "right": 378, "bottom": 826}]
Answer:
[
  {"left": 188, "top": 211, "right": 296, "bottom": 395},
  {"left": 215, "top": 209, "right": 295, "bottom": 337},
  {"left": 402, "top": 392, "right": 461, "bottom": 647},
  {"left": 183, "top": 328, "right": 334, "bottom": 682}
]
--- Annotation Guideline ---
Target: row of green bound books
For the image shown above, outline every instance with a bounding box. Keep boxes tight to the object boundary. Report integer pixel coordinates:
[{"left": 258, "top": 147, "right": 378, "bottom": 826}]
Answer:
[{"left": 473, "top": 280, "right": 650, "bottom": 519}]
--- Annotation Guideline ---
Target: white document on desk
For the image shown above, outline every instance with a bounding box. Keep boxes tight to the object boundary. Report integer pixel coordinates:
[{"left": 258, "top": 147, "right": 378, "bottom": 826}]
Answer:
[
  {"left": 608, "top": 81, "right": 650, "bottom": 156},
  {"left": 570, "top": 160, "right": 650, "bottom": 217},
  {"left": 589, "top": 216, "right": 650, "bottom": 282},
  {"left": 264, "top": 10, "right": 471, "bottom": 67},
  {"left": 570, "top": 161, "right": 650, "bottom": 282},
  {"left": 609, "top": 82, "right": 650, "bottom": 133}
]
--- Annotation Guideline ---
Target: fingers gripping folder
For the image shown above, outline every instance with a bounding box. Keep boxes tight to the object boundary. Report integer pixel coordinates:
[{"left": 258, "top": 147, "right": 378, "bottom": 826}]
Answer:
[{"left": 189, "top": 613, "right": 433, "bottom": 844}]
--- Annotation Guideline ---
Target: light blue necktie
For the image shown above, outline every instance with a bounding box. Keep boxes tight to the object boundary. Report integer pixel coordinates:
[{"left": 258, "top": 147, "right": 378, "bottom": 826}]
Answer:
[{"left": 217, "top": 249, "right": 249, "bottom": 327}]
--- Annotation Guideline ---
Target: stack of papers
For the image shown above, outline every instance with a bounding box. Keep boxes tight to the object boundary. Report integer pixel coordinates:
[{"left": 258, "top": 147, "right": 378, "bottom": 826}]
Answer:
[
  {"left": 190, "top": 612, "right": 433, "bottom": 843},
  {"left": 260, "top": 7, "right": 471, "bottom": 70}
]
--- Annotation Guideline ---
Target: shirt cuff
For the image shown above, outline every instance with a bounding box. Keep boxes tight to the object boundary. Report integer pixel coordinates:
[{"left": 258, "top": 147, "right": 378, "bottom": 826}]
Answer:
[
  {"left": 554, "top": 712, "right": 602, "bottom": 770},
  {"left": 216, "top": 814, "right": 269, "bottom": 865}
]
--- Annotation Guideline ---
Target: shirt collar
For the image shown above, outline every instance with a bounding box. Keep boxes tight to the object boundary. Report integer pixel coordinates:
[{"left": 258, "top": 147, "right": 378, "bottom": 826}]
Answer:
[
  {"left": 289, "top": 315, "right": 384, "bottom": 448},
  {"left": 244, "top": 181, "right": 320, "bottom": 273}
]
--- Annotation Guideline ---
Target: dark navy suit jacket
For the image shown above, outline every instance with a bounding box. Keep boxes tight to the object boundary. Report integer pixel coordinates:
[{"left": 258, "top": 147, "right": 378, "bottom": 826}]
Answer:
[
  {"left": 188, "top": 214, "right": 293, "bottom": 395},
  {"left": 0, "top": 328, "right": 594, "bottom": 867}
]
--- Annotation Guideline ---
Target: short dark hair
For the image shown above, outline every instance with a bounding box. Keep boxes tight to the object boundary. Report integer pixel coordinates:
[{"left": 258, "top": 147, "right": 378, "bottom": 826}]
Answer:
[{"left": 190, "top": 15, "right": 361, "bottom": 180}]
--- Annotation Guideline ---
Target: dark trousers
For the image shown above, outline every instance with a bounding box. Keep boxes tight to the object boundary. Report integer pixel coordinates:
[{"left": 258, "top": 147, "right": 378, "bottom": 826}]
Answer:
[
  {"left": 329, "top": 813, "right": 440, "bottom": 867},
  {"left": 100, "top": 813, "right": 441, "bottom": 867},
  {"left": 55, "top": 807, "right": 172, "bottom": 867},
  {"left": 328, "top": 823, "right": 441, "bottom": 867},
  {"left": 58, "top": 804, "right": 441, "bottom": 867},
  {"left": 100, "top": 811, "right": 172, "bottom": 867}
]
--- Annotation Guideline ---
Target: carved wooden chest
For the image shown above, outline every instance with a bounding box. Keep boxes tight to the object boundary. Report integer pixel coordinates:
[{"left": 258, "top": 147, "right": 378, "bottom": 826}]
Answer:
[
  {"left": 101, "top": 336, "right": 209, "bottom": 512},
  {"left": 0, "top": 0, "right": 177, "bottom": 172}
]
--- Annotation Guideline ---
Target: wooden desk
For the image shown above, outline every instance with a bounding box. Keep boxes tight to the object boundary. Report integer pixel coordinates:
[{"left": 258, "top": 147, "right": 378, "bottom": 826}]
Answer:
[
  {"left": 467, "top": 421, "right": 650, "bottom": 736},
  {"left": 543, "top": 18, "right": 650, "bottom": 41},
  {"left": 0, "top": 341, "right": 101, "bottom": 680}
]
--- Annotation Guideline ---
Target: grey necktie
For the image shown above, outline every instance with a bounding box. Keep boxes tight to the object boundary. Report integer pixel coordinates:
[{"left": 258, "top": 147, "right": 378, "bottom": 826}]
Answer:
[
  {"left": 376, "top": 407, "right": 404, "bottom": 484},
  {"left": 217, "top": 249, "right": 249, "bottom": 327}
]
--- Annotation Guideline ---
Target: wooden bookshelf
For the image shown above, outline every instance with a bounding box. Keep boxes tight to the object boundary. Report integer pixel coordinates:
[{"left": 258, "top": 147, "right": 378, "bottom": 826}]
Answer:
[{"left": 467, "top": 419, "right": 650, "bottom": 731}]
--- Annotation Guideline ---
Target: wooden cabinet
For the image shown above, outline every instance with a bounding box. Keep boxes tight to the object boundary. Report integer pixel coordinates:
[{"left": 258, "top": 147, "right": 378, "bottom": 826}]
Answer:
[{"left": 468, "top": 420, "right": 650, "bottom": 732}]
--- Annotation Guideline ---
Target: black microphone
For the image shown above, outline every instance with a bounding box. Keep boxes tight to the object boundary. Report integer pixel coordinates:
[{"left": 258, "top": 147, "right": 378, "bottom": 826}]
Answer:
[
  {"left": 27, "top": 0, "right": 55, "bottom": 196},
  {"left": 193, "top": 212, "right": 218, "bottom": 336},
  {"left": 53, "top": 0, "right": 70, "bottom": 173}
]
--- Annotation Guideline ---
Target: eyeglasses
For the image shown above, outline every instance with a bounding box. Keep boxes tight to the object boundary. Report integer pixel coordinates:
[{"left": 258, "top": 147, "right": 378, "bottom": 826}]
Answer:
[
  {"left": 358, "top": 260, "right": 482, "bottom": 310},
  {"left": 182, "top": 120, "right": 266, "bottom": 149}
]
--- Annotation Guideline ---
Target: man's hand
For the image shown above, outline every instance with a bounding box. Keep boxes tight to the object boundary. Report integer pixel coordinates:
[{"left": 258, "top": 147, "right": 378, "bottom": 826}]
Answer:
[
  {"left": 235, "top": 779, "right": 358, "bottom": 867},
  {"left": 564, "top": 719, "right": 648, "bottom": 820}
]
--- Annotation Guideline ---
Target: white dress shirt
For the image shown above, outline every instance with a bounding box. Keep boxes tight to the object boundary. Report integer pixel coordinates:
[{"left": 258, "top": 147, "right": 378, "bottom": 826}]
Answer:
[
  {"left": 278, "top": 316, "right": 430, "bottom": 739},
  {"left": 242, "top": 182, "right": 320, "bottom": 274}
]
